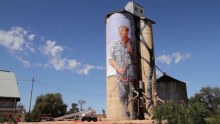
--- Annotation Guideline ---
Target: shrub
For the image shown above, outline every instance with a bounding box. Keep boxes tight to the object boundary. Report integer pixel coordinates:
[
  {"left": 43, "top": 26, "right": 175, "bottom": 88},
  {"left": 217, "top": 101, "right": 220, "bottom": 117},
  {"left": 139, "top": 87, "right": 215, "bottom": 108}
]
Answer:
[
  {"left": 153, "top": 102, "right": 208, "bottom": 124},
  {"left": 0, "top": 113, "right": 21, "bottom": 124}
]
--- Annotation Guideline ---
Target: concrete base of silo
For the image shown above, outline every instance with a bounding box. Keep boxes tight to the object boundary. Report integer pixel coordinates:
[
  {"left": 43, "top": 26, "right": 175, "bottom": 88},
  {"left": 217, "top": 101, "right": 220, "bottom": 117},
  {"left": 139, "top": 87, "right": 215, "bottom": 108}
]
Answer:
[{"left": 106, "top": 75, "right": 131, "bottom": 121}]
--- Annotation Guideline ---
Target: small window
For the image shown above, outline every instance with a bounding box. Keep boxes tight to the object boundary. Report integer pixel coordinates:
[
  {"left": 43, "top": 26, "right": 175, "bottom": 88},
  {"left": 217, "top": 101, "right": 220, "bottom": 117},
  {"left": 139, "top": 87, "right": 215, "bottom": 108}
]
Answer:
[
  {"left": 134, "top": 7, "right": 138, "bottom": 11},
  {"left": 134, "top": 7, "right": 137, "bottom": 11},
  {"left": 140, "top": 10, "right": 143, "bottom": 14}
]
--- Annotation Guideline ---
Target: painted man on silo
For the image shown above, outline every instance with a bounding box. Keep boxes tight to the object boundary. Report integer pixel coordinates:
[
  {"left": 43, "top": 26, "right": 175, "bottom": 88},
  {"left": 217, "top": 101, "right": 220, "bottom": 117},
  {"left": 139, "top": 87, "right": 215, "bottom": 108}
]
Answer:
[{"left": 107, "top": 13, "right": 137, "bottom": 120}]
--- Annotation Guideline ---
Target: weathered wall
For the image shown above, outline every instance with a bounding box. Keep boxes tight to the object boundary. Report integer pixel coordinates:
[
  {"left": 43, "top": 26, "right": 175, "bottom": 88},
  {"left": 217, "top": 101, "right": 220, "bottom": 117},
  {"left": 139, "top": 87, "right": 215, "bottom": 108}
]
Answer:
[
  {"left": 157, "top": 81, "right": 188, "bottom": 103},
  {"left": 0, "top": 98, "right": 15, "bottom": 108}
]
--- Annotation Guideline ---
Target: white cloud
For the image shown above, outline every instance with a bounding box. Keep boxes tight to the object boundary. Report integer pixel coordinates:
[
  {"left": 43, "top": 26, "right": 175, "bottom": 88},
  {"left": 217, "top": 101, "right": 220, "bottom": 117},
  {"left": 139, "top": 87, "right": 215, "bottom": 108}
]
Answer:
[
  {"left": 0, "top": 26, "right": 104, "bottom": 74},
  {"left": 67, "top": 60, "right": 81, "bottom": 70},
  {"left": 2, "top": 27, "right": 191, "bottom": 76},
  {"left": 0, "top": 27, "right": 36, "bottom": 53},
  {"left": 0, "top": 27, "right": 25, "bottom": 51},
  {"left": 16, "top": 56, "right": 31, "bottom": 68},
  {"left": 51, "top": 56, "right": 66, "bottom": 70},
  {"left": 78, "top": 65, "right": 95, "bottom": 75},
  {"left": 41, "top": 40, "right": 105, "bottom": 75},
  {"left": 156, "top": 54, "right": 172, "bottom": 65},
  {"left": 77, "top": 65, "right": 105, "bottom": 75},
  {"left": 0, "top": 27, "right": 37, "bottom": 66},
  {"left": 42, "top": 40, "right": 64, "bottom": 57},
  {"left": 28, "top": 34, "right": 35, "bottom": 41},
  {"left": 156, "top": 52, "right": 191, "bottom": 65},
  {"left": 172, "top": 52, "right": 190, "bottom": 64},
  {"left": 94, "top": 66, "right": 106, "bottom": 70},
  {"left": 41, "top": 40, "right": 65, "bottom": 70}
]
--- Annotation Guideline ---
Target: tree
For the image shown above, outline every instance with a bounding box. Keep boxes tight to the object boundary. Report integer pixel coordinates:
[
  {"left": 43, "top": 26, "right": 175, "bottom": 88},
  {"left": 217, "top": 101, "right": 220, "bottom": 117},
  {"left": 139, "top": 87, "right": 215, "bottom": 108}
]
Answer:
[
  {"left": 153, "top": 86, "right": 220, "bottom": 124},
  {"left": 188, "top": 101, "right": 208, "bottom": 124},
  {"left": 31, "top": 93, "right": 67, "bottom": 121},
  {"left": 78, "top": 99, "right": 86, "bottom": 112},
  {"left": 69, "top": 103, "right": 79, "bottom": 113},
  {"left": 153, "top": 102, "right": 190, "bottom": 124},
  {"left": 190, "top": 86, "right": 220, "bottom": 115},
  {"left": 66, "top": 103, "right": 79, "bottom": 115},
  {"left": 153, "top": 102, "right": 208, "bottom": 124}
]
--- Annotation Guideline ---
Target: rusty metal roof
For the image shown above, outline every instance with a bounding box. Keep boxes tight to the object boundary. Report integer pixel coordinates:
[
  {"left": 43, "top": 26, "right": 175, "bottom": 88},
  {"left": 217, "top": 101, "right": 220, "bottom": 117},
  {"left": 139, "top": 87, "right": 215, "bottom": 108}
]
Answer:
[{"left": 157, "top": 74, "right": 186, "bottom": 84}]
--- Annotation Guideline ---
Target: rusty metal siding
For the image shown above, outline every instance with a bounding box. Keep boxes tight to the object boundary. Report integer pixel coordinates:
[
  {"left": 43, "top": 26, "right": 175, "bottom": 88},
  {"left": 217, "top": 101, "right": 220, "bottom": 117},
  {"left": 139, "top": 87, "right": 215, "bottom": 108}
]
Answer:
[{"left": 157, "top": 75, "right": 188, "bottom": 103}]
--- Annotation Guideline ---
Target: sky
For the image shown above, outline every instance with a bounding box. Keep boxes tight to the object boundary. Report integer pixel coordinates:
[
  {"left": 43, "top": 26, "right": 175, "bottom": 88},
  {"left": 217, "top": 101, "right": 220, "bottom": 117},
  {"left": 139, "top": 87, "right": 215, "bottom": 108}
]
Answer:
[{"left": 0, "top": 0, "right": 220, "bottom": 114}]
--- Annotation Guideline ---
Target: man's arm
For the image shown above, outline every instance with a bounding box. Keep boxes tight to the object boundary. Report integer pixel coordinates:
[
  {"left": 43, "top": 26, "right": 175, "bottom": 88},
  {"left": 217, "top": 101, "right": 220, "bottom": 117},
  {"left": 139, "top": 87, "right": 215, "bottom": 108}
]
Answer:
[
  {"left": 109, "top": 59, "right": 125, "bottom": 75},
  {"left": 127, "top": 41, "right": 133, "bottom": 54},
  {"left": 127, "top": 41, "right": 136, "bottom": 59},
  {"left": 109, "top": 41, "right": 125, "bottom": 75}
]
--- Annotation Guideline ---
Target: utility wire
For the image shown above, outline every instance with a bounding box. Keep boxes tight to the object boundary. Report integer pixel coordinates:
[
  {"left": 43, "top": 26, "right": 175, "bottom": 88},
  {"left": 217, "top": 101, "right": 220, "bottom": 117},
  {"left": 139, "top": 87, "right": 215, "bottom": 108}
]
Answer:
[
  {"left": 36, "top": 80, "right": 105, "bottom": 97},
  {"left": 0, "top": 64, "right": 165, "bottom": 97},
  {"left": 0, "top": 79, "right": 32, "bottom": 81},
  {"left": 155, "top": 64, "right": 166, "bottom": 75},
  {"left": 0, "top": 78, "right": 105, "bottom": 97}
]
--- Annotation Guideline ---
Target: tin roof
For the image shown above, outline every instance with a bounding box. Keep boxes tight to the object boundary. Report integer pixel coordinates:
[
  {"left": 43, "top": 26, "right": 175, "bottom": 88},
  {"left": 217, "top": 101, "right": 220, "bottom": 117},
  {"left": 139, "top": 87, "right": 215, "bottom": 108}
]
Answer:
[
  {"left": 0, "top": 70, "right": 20, "bottom": 100},
  {"left": 157, "top": 74, "right": 185, "bottom": 84}
]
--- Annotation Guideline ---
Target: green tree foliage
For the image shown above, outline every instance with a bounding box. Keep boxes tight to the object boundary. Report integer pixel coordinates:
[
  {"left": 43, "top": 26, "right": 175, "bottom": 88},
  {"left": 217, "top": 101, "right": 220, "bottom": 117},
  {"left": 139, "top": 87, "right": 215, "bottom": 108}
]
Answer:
[
  {"left": 153, "top": 102, "right": 208, "bottom": 124},
  {"left": 70, "top": 103, "right": 79, "bottom": 113},
  {"left": 188, "top": 102, "right": 209, "bottom": 124},
  {"left": 153, "top": 86, "right": 220, "bottom": 124},
  {"left": 208, "top": 114, "right": 220, "bottom": 124},
  {"left": 190, "top": 86, "right": 220, "bottom": 124},
  {"left": 153, "top": 102, "right": 190, "bottom": 124},
  {"left": 190, "top": 86, "right": 220, "bottom": 115},
  {"left": 31, "top": 93, "right": 67, "bottom": 121},
  {"left": 66, "top": 103, "right": 79, "bottom": 114}
]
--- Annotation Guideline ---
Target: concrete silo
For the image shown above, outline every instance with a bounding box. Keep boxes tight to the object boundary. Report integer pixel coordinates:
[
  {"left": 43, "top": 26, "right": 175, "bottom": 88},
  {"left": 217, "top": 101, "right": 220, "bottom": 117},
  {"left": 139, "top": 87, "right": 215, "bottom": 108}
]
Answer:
[{"left": 106, "top": 1, "right": 158, "bottom": 121}]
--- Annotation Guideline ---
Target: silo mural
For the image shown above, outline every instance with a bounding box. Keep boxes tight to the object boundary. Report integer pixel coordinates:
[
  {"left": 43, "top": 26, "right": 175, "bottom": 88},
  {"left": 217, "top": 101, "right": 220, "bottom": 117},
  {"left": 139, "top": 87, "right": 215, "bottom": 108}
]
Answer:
[
  {"left": 106, "top": 2, "right": 158, "bottom": 121},
  {"left": 106, "top": 13, "right": 138, "bottom": 120}
]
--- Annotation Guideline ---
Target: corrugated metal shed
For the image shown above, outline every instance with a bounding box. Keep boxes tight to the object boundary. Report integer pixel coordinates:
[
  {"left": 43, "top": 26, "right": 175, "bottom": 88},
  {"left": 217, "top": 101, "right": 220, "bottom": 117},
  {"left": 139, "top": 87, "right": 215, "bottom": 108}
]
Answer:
[
  {"left": 0, "top": 70, "right": 20, "bottom": 100},
  {"left": 157, "top": 74, "right": 188, "bottom": 103}
]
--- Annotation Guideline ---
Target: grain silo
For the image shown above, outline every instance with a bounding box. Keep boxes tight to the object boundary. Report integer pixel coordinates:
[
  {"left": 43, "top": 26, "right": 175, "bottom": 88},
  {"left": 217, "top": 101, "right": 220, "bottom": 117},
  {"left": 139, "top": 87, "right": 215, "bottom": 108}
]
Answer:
[{"left": 106, "top": 1, "right": 157, "bottom": 121}]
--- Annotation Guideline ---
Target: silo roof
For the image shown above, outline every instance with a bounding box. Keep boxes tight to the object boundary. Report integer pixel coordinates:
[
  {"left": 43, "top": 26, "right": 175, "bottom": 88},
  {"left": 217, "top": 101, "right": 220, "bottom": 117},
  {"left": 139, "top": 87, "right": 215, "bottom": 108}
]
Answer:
[
  {"left": 105, "top": 9, "right": 155, "bottom": 24},
  {"left": 0, "top": 70, "right": 20, "bottom": 100}
]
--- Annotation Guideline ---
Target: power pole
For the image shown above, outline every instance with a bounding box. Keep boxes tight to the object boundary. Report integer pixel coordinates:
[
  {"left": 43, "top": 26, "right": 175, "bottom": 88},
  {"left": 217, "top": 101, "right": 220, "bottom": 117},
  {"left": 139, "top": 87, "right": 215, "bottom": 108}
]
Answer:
[{"left": 28, "top": 76, "right": 35, "bottom": 120}]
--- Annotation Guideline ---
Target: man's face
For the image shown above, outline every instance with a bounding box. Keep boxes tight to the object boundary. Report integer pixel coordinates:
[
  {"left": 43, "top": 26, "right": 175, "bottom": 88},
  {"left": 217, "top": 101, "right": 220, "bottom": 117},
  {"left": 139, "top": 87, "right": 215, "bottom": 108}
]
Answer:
[{"left": 119, "top": 27, "right": 128, "bottom": 38}]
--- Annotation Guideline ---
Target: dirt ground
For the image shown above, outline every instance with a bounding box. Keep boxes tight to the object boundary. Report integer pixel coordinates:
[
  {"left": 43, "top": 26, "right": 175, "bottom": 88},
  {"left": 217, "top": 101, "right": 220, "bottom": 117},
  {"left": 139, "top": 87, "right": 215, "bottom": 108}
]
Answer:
[{"left": 19, "top": 120, "right": 156, "bottom": 124}]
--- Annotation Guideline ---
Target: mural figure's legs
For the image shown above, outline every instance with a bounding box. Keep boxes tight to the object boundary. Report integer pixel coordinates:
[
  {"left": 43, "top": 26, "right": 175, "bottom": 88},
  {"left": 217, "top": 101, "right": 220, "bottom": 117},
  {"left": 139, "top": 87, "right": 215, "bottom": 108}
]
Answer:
[{"left": 118, "top": 80, "right": 137, "bottom": 119}]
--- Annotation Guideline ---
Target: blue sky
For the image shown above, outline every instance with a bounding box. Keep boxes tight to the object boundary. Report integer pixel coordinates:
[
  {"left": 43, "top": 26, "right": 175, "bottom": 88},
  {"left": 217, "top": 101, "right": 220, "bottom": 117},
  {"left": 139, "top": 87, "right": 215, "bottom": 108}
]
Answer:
[{"left": 0, "top": 0, "right": 220, "bottom": 113}]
